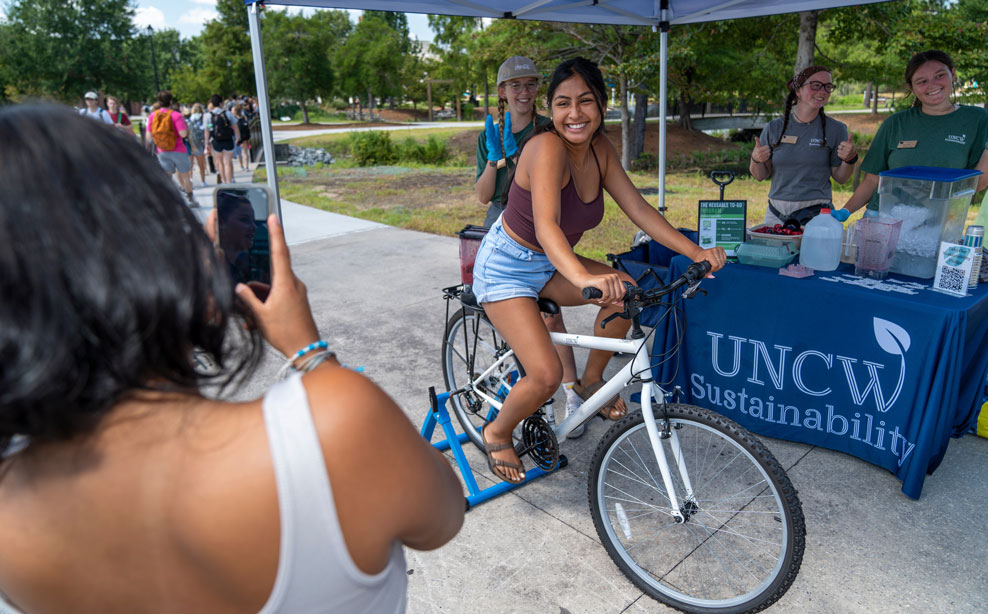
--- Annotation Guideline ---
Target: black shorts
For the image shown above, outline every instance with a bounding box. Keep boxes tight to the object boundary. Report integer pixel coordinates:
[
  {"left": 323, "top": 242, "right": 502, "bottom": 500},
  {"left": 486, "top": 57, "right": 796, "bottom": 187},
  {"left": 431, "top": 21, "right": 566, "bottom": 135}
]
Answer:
[{"left": 211, "top": 139, "right": 235, "bottom": 153}]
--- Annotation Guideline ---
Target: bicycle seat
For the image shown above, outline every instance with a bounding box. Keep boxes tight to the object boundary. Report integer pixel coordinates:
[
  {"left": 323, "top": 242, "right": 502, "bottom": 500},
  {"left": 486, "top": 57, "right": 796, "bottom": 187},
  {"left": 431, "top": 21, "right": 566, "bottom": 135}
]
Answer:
[{"left": 457, "top": 287, "right": 558, "bottom": 315}]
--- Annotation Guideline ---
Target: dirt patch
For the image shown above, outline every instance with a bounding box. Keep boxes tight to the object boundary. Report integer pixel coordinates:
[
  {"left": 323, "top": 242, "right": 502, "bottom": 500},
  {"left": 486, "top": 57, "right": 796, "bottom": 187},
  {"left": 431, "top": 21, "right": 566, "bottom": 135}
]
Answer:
[
  {"left": 303, "top": 168, "right": 474, "bottom": 210},
  {"left": 836, "top": 112, "right": 889, "bottom": 138}
]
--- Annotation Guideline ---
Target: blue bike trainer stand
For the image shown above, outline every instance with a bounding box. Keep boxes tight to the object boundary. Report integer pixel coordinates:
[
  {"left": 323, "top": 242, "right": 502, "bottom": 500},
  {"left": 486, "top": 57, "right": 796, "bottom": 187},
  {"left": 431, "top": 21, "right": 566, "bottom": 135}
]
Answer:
[{"left": 421, "top": 387, "right": 567, "bottom": 510}]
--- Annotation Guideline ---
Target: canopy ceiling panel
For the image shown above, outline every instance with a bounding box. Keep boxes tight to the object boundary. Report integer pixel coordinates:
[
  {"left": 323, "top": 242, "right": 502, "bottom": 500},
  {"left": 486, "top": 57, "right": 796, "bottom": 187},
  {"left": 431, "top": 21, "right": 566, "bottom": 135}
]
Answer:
[{"left": 251, "top": 0, "right": 892, "bottom": 26}]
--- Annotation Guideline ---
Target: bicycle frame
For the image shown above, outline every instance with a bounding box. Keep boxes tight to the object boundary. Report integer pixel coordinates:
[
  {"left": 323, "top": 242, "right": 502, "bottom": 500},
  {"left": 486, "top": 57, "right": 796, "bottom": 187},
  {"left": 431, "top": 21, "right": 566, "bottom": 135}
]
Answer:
[{"left": 462, "top": 329, "right": 696, "bottom": 521}]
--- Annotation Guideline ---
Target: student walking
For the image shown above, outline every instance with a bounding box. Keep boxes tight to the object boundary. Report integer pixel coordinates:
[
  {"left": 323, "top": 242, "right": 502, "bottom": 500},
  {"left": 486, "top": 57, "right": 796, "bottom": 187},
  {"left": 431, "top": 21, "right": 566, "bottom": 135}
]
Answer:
[
  {"left": 146, "top": 91, "right": 196, "bottom": 207},
  {"left": 204, "top": 94, "right": 239, "bottom": 184},
  {"left": 79, "top": 91, "right": 113, "bottom": 124}
]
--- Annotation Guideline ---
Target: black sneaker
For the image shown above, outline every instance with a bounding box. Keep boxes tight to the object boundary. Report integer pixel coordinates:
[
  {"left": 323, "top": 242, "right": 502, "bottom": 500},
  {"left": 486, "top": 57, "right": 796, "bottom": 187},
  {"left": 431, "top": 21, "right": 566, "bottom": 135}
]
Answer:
[{"left": 186, "top": 192, "right": 199, "bottom": 208}]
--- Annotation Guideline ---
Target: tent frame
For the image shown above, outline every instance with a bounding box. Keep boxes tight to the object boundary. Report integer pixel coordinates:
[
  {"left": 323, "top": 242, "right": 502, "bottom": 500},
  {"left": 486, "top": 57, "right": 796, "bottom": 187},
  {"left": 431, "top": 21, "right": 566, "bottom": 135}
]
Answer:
[{"left": 243, "top": 0, "right": 893, "bottom": 219}]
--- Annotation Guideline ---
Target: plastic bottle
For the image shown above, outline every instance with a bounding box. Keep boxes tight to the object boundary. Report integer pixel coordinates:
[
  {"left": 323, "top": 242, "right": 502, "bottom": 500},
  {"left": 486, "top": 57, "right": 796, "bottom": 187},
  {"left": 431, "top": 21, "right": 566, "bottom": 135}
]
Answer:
[{"left": 799, "top": 208, "right": 843, "bottom": 271}]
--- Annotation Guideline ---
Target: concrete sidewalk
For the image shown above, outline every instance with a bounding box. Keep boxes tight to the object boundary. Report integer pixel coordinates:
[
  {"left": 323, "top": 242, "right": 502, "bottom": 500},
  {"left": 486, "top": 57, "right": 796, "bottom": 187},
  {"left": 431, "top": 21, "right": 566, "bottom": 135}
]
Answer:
[{"left": 198, "top": 170, "right": 987, "bottom": 613}]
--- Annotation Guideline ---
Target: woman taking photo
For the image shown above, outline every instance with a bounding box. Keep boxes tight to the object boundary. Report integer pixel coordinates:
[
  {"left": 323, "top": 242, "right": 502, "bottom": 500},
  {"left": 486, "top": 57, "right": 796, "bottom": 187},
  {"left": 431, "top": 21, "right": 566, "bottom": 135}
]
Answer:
[
  {"left": 0, "top": 105, "right": 463, "bottom": 613},
  {"left": 471, "top": 57, "right": 726, "bottom": 483},
  {"left": 837, "top": 50, "right": 988, "bottom": 216},
  {"left": 749, "top": 64, "right": 858, "bottom": 227}
]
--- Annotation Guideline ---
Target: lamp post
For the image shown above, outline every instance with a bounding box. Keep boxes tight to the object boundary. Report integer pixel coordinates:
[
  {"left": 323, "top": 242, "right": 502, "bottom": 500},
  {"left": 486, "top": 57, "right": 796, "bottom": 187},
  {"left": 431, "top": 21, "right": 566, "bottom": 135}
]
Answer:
[{"left": 147, "top": 25, "right": 160, "bottom": 93}]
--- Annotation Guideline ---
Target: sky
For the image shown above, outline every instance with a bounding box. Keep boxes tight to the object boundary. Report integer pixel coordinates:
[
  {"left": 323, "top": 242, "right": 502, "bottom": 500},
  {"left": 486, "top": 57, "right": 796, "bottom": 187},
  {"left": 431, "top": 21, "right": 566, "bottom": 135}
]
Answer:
[{"left": 132, "top": 1, "right": 435, "bottom": 42}]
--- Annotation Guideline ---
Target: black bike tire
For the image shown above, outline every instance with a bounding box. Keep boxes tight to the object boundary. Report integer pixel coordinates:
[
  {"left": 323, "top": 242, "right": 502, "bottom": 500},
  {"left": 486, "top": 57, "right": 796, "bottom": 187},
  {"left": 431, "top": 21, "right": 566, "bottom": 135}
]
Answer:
[{"left": 588, "top": 404, "right": 805, "bottom": 614}]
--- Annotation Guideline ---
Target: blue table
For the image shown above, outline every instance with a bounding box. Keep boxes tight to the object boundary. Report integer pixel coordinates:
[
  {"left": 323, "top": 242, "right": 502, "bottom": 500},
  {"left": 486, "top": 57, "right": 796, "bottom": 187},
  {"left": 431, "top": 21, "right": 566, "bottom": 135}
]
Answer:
[{"left": 620, "top": 251, "right": 988, "bottom": 499}]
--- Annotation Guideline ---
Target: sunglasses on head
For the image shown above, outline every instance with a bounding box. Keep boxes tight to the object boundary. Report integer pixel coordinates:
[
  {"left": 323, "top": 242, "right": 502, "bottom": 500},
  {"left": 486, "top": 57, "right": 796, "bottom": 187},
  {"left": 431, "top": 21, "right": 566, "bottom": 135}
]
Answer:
[{"left": 805, "top": 81, "right": 836, "bottom": 93}]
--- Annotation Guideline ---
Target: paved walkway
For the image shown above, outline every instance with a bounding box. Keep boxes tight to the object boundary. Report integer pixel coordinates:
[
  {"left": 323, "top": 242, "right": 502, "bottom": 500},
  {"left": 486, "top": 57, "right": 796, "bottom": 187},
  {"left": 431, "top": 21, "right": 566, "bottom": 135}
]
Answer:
[{"left": 189, "top": 164, "right": 987, "bottom": 614}]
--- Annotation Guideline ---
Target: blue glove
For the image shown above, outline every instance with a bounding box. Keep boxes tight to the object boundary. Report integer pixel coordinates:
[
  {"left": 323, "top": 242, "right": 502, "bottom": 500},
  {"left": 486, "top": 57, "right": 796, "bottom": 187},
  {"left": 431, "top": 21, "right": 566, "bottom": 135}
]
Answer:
[
  {"left": 831, "top": 209, "right": 850, "bottom": 222},
  {"left": 503, "top": 112, "right": 518, "bottom": 158},
  {"left": 484, "top": 115, "right": 502, "bottom": 162}
]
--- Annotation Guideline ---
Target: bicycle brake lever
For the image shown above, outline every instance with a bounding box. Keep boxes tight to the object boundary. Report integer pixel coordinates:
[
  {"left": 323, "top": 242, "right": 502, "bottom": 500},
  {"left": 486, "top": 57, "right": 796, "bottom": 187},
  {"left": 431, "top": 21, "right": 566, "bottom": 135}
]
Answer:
[
  {"left": 600, "top": 312, "right": 622, "bottom": 329},
  {"left": 683, "top": 282, "right": 706, "bottom": 299}
]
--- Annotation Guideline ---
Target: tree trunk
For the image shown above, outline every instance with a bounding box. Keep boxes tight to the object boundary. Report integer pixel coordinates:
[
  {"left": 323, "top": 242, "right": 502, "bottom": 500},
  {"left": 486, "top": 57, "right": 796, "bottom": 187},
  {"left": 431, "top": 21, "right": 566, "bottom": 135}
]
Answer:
[
  {"left": 863, "top": 82, "right": 872, "bottom": 108},
  {"left": 678, "top": 91, "right": 694, "bottom": 131},
  {"left": 300, "top": 102, "right": 310, "bottom": 124},
  {"left": 629, "top": 92, "right": 648, "bottom": 163},
  {"left": 794, "top": 11, "right": 819, "bottom": 75},
  {"left": 367, "top": 89, "right": 374, "bottom": 121},
  {"left": 357, "top": 98, "right": 364, "bottom": 121},
  {"left": 483, "top": 77, "right": 489, "bottom": 117},
  {"left": 872, "top": 86, "right": 879, "bottom": 114},
  {"left": 619, "top": 74, "right": 631, "bottom": 170}
]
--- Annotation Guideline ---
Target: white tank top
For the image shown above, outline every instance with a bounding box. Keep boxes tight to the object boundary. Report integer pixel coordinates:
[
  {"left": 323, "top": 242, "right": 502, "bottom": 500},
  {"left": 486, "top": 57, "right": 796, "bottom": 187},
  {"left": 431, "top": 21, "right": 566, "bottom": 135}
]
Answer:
[{"left": 0, "top": 375, "right": 408, "bottom": 614}]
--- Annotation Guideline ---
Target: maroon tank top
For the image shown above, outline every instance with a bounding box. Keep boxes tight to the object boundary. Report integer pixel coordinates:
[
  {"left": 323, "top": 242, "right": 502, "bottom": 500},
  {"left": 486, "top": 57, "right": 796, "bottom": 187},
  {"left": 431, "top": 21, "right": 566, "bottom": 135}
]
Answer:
[{"left": 502, "top": 145, "right": 604, "bottom": 248}]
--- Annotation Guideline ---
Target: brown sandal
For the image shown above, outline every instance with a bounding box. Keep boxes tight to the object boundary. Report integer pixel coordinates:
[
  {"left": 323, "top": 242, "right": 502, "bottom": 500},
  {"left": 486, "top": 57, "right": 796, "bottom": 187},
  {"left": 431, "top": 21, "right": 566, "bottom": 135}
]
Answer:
[
  {"left": 575, "top": 380, "right": 627, "bottom": 421},
  {"left": 481, "top": 425, "right": 526, "bottom": 484}
]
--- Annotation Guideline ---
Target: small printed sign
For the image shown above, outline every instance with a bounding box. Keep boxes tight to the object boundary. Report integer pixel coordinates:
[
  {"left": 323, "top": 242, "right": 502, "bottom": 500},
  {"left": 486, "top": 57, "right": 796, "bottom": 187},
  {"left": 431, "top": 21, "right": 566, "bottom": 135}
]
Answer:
[
  {"left": 698, "top": 200, "right": 747, "bottom": 256},
  {"left": 932, "top": 241, "right": 976, "bottom": 297}
]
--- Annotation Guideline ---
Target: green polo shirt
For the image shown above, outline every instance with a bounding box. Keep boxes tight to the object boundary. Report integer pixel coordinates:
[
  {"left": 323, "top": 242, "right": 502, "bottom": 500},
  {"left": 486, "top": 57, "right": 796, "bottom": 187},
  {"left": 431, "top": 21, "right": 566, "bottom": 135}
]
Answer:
[
  {"left": 860, "top": 105, "right": 988, "bottom": 209},
  {"left": 475, "top": 114, "right": 552, "bottom": 204}
]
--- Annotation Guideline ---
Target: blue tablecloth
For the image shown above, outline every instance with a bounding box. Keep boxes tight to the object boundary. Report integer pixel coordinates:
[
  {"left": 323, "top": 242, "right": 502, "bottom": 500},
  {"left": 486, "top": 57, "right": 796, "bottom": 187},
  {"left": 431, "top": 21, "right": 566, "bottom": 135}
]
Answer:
[{"left": 620, "top": 251, "right": 988, "bottom": 499}]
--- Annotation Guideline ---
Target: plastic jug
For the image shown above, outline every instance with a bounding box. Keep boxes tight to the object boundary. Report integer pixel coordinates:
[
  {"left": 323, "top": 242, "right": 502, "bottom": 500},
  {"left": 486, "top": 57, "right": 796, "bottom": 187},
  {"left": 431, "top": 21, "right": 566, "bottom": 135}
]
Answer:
[{"left": 799, "top": 209, "right": 843, "bottom": 271}]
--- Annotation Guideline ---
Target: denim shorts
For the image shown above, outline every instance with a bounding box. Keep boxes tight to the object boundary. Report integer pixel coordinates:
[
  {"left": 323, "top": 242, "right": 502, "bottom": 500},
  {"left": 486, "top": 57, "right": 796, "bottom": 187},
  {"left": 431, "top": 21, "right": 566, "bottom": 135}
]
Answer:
[{"left": 472, "top": 217, "right": 555, "bottom": 304}]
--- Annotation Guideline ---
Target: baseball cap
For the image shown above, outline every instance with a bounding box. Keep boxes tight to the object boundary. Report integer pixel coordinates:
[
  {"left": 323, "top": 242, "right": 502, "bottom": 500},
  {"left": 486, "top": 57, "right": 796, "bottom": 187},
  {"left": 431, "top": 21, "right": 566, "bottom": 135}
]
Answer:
[
  {"left": 84, "top": 91, "right": 98, "bottom": 100},
  {"left": 497, "top": 56, "right": 540, "bottom": 87}
]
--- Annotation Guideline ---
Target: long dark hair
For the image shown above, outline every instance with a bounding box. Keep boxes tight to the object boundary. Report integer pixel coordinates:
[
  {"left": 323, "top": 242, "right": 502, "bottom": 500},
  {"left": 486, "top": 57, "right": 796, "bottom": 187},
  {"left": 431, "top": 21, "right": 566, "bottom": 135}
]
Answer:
[
  {"left": 0, "top": 104, "right": 260, "bottom": 451},
  {"left": 543, "top": 57, "right": 607, "bottom": 140},
  {"left": 773, "top": 65, "right": 831, "bottom": 148},
  {"left": 905, "top": 50, "right": 955, "bottom": 107}
]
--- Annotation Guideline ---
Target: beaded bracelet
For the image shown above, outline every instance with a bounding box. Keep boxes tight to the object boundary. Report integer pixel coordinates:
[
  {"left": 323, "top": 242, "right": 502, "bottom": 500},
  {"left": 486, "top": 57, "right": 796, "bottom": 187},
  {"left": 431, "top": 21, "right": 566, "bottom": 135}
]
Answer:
[
  {"left": 842, "top": 153, "right": 859, "bottom": 165},
  {"left": 277, "top": 340, "right": 332, "bottom": 379}
]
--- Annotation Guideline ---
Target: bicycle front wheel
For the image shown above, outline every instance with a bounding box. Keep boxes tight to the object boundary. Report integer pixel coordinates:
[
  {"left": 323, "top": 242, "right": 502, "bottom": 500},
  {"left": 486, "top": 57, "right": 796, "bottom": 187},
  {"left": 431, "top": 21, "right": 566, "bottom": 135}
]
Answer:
[
  {"left": 589, "top": 404, "right": 805, "bottom": 614},
  {"left": 441, "top": 306, "right": 524, "bottom": 451}
]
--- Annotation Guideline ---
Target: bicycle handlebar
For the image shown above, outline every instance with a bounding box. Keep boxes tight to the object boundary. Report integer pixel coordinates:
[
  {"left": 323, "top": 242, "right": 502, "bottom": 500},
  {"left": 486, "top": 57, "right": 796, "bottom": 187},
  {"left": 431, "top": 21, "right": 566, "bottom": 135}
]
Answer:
[{"left": 581, "top": 260, "right": 711, "bottom": 303}]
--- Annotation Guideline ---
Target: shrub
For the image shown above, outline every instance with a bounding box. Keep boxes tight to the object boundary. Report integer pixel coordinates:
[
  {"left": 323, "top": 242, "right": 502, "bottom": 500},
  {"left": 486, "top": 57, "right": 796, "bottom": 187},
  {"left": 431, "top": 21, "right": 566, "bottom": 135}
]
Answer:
[
  {"left": 394, "top": 135, "right": 449, "bottom": 165},
  {"left": 348, "top": 131, "right": 397, "bottom": 165}
]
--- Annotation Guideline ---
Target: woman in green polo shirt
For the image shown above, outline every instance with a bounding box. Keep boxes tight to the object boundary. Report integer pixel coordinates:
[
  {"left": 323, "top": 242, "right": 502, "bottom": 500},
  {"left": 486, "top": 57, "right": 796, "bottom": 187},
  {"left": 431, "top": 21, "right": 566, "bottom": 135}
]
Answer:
[{"left": 838, "top": 50, "right": 988, "bottom": 217}]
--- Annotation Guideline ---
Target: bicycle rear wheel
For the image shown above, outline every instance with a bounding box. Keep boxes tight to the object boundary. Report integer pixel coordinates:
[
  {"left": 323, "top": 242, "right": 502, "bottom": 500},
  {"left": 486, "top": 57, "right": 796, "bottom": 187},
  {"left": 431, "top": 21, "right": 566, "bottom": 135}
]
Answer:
[
  {"left": 589, "top": 404, "right": 805, "bottom": 614},
  {"left": 441, "top": 306, "right": 525, "bottom": 451}
]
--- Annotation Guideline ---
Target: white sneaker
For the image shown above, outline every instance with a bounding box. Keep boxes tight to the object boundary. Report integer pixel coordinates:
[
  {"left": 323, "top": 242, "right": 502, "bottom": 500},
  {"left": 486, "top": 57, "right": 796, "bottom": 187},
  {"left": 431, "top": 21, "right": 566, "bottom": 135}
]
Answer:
[{"left": 565, "top": 395, "right": 586, "bottom": 439}]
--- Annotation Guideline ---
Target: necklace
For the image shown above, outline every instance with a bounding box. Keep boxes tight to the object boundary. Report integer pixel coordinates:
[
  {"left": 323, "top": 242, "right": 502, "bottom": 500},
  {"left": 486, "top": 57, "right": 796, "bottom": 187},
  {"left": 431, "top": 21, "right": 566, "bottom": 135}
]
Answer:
[{"left": 791, "top": 108, "right": 817, "bottom": 124}]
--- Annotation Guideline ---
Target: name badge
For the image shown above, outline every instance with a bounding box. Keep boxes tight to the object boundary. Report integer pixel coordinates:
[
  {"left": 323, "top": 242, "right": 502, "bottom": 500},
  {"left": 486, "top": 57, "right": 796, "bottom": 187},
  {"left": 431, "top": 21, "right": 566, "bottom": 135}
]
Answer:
[
  {"left": 897, "top": 140, "right": 918, "bottom": 149},
  {"left": 780, "top": 135, "right": 798, "bottom": 145}
]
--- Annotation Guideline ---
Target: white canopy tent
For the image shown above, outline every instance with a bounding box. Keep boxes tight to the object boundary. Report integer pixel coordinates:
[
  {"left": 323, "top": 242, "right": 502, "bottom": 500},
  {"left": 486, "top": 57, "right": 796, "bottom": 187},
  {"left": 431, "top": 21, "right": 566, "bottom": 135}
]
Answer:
[{"left": 243, "top": 0, "right": 893, "bottom": 219}]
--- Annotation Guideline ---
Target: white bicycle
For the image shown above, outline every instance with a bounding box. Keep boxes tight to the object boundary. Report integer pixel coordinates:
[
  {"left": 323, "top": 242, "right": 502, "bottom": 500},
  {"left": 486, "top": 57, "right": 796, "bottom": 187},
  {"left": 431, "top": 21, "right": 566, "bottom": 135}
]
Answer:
[{"left": 440, "top": 261, "right": 806, "bottom": 614}]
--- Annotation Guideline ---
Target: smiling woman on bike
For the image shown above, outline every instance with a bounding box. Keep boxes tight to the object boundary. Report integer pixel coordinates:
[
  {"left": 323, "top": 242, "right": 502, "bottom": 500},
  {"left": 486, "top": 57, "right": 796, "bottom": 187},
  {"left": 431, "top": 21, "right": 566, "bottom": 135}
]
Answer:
[{"left": 472, "top": 57, "right": 727, "bottom": 484}]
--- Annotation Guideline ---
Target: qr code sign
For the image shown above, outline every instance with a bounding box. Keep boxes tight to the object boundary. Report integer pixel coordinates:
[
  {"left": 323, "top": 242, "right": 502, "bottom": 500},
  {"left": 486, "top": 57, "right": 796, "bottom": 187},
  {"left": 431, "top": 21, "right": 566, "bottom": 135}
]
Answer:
[{"left": 938, "top": 264, "right": 967, "bottom": 293}]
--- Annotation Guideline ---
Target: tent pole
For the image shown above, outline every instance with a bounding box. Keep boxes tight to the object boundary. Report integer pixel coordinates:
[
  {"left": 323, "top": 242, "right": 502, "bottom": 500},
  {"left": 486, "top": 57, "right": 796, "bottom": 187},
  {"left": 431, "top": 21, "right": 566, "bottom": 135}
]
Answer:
[
  {"left": 247, "top": 1, "right": 282, "bottom": 221},
  {"left": 657, "top": 5, "right": 669, "bottom": 215}
]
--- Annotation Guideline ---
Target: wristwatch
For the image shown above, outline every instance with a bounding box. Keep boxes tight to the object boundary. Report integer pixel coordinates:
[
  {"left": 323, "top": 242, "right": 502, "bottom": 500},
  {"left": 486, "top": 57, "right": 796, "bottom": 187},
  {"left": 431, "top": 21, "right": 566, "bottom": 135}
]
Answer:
[{"left": 488, "top": 160, "right": 498, "bottom": 168}]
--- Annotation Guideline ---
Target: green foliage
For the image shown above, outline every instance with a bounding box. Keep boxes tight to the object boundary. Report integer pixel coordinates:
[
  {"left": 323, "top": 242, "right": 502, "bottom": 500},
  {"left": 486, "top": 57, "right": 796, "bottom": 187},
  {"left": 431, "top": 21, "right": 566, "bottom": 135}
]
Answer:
[
  {"left": 335, "top": 13, "right": 407, "bottom": 111},
  {"left": 0, "top": 0, "right": 136, "bottom": 102},
  {"left": 396, "top": 135, "right": 450, "bottom": 165},
  {"left": 347, "top": 131, "right": 398, "bottom": 165},
  {"left": 199, "top": 0, "right": 254, "bottom": 97},
  {"left": 263, "top": 9, "right": 349, "bottom": 122}
]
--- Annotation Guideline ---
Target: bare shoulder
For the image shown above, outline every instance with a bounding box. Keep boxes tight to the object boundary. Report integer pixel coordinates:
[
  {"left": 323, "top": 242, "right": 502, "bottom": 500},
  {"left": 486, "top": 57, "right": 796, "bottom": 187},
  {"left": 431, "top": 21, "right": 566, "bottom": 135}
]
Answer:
[{"left": 592, "top": 132, "right": 619, "bottom": 173}]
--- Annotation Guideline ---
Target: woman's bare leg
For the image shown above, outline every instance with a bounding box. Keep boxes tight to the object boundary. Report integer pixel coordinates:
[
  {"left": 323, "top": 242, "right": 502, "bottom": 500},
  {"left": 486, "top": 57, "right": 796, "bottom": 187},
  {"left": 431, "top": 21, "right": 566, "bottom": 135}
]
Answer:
[
  {"left": 540, "top": 256, "right": 635, "bottom": 416},
  {"left": 481, "top": 297, "right": 562, "bottom": 482}
]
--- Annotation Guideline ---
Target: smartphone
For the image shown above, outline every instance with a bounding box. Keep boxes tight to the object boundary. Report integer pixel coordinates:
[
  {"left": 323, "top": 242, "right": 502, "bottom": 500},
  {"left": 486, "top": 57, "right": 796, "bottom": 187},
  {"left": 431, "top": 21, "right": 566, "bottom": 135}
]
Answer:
[{"left": 213, "top": 185, "right": 274, "bottom": 287}]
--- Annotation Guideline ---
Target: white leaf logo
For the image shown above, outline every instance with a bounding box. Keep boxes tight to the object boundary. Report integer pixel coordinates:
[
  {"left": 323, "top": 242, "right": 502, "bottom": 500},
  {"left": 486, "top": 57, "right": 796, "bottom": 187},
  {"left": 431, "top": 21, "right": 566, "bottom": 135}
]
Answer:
[
  {"left": 874, "top": 318, "right": 910, "bottom": 355},
  {"left": 872, "top": 317, "right": 909, "bottom": 412}
]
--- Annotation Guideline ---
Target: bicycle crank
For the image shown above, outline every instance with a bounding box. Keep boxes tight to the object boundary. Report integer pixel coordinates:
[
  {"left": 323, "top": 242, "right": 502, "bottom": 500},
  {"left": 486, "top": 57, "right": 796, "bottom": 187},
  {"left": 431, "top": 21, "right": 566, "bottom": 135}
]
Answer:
[{"left": 517, "top": 415, "right": 560, "bottom": 471}]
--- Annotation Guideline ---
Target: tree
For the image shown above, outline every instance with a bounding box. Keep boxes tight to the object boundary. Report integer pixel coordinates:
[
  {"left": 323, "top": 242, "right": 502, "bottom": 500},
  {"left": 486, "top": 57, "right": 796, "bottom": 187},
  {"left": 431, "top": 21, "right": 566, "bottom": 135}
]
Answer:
[
  {"left": 200, "top": 0, "right": 254, "bottom": 97},
  {"left": 335, "top": 13, "right": 406, "bottom": 121},
  {"left": 263, "top": 9, "right": 349, "bottom": 123},
  {"left": 0, "top": 0, "right": 135, "bottom": 102},
  {"left": 795, "top": 11, "right": 820, "bottom": 74}
]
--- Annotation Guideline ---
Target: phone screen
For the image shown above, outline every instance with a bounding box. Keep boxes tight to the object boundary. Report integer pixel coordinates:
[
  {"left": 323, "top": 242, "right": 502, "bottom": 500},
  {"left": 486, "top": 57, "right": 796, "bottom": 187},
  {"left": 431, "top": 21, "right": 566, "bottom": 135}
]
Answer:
[{"left": 215, "top": 187, "right": 271, "bottom": 286}]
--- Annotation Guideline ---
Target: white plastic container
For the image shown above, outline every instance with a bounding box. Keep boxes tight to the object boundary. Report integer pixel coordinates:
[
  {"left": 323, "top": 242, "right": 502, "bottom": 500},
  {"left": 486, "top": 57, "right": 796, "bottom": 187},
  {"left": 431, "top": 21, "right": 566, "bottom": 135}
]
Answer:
[{"left": 799, "top": 209, "right": 843, "bottom": 271}]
